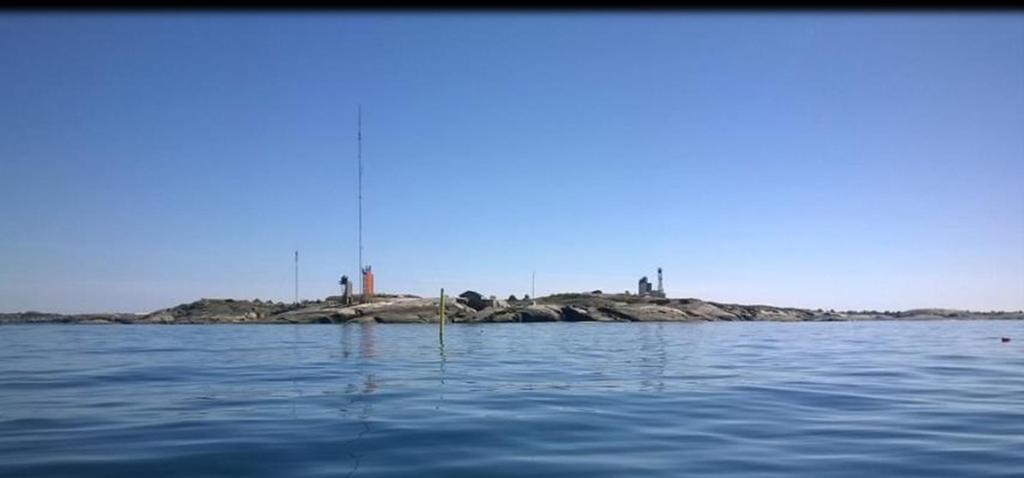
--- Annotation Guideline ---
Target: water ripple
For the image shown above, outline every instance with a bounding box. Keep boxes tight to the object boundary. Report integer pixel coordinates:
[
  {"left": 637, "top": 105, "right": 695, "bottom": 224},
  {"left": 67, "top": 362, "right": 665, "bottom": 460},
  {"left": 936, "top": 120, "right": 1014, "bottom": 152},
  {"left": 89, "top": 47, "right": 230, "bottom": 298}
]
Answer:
[{"left": 0, "top": 321, "right": 1022, "bottom": 477}]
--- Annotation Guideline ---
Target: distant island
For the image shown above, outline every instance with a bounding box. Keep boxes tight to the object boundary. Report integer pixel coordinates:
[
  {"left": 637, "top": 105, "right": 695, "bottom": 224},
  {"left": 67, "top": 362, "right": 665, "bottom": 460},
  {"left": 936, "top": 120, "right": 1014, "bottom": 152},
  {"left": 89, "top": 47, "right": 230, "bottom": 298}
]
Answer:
[{"left": 2, "top": 291, "right": 1022, "bottom": 324}]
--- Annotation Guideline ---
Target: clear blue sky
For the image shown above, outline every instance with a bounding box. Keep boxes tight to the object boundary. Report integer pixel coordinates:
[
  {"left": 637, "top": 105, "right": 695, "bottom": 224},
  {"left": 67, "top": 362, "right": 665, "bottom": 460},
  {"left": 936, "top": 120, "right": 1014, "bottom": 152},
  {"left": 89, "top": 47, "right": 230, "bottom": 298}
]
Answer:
[{"left": 1, "top": 13, "right": 1022, "bottom": 313}]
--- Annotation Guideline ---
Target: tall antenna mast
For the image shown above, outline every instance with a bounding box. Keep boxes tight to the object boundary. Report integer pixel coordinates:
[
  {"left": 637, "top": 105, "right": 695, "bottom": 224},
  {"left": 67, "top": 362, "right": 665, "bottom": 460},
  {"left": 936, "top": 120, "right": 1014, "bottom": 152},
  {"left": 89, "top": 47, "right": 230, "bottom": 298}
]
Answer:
[
  {"left": 357, "top": 105, "right": 363, "bottom": 296},
  {"left": 294, "top": 250, "right": 299, "bottom": 304}
]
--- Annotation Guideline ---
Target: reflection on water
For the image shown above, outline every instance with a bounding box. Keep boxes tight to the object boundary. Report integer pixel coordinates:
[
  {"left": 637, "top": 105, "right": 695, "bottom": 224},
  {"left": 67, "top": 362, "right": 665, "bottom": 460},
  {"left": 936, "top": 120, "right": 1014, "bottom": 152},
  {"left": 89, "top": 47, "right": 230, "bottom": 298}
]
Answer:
[
  {"left": 337, "top": 324, "right": 379, "bottom": 478},
  {"left": 637, "top": 322, "right": 668, "bottom": 392},
  {"left": 0, "top": 321, "right": 1022, "bottom": 478},
  {"left": 340, "top": 324, "right": 352, "bottom": 359},
  {"left": 437, "top": 338, "right": 447, "bottom": 411}
]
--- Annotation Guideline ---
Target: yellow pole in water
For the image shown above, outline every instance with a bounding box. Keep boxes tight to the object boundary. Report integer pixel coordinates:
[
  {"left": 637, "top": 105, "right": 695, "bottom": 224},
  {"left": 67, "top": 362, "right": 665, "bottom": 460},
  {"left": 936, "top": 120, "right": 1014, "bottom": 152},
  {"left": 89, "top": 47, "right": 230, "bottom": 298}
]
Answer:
[{"left": 439, "top": 288, "right": 446, "bottom": 343}]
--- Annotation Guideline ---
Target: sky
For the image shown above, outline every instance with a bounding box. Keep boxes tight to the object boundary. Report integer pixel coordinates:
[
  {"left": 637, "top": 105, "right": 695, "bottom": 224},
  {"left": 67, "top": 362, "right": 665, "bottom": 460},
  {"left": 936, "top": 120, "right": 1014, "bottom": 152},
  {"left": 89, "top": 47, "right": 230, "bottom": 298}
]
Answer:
[{"left": 1, "top": 13, "right": 1022, "bottom": 314}]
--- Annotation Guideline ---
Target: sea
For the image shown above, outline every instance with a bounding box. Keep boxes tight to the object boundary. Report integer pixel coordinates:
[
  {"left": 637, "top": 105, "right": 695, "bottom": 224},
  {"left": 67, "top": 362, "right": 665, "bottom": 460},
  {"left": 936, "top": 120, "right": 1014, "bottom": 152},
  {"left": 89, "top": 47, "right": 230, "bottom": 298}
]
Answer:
[{"left": 1, "top": 321, "right": 1022, "bottom": 477}]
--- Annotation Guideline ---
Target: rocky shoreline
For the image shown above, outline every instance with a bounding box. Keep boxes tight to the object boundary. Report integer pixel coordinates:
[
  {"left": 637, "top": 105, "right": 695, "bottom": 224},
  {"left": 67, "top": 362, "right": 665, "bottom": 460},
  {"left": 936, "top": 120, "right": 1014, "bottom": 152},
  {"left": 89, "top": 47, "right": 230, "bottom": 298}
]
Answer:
[{"left": 2, "top": 292, "right": 1022, "bottom": 324}]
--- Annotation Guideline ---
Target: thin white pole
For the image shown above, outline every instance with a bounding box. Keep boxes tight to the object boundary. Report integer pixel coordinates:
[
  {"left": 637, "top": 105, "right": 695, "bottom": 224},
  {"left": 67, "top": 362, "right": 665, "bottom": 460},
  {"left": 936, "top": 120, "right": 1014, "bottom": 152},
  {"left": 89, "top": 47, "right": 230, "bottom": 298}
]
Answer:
[{"left": 357, "top": 105, "right": 363, "bottom": 297}]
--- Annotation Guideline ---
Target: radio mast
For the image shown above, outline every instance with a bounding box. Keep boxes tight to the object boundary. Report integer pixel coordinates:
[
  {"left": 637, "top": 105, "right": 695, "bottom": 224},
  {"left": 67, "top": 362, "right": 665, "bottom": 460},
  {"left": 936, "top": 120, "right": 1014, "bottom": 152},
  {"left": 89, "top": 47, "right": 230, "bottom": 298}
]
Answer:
[{"left": 357, "top": 105, "right": 363, "bottom": 296}]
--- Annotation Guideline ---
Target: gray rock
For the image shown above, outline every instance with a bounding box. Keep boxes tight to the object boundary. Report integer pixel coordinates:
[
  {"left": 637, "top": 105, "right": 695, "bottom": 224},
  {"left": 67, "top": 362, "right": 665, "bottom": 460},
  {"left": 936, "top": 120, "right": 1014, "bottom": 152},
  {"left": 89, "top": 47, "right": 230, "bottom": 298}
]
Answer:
[
  {"left": 517, "top": 305, "right": 562, "bottom": 322},
  {"left": 561, "top": 305, "right": 593, "bottom": 322},
  {"left": 7, "top": 293, "right": 1023, "bottom": 324}
]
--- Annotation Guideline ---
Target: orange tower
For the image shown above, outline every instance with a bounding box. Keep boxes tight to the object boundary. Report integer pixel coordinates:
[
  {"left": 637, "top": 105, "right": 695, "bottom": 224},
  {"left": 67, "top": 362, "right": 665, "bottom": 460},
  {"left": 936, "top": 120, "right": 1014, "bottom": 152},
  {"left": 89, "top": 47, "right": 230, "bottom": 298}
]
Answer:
[{"left": 362, "top": 266, "right": 375, "bottom": 298}]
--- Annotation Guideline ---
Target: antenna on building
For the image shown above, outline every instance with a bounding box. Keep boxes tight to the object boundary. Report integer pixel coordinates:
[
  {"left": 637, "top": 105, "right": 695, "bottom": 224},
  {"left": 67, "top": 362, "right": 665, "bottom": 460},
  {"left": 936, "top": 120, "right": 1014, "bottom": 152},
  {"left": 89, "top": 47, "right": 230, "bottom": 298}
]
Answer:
[
  {"left": 294, "top": 250, "right": 299, "bottom": 304},
  {"left": 357, "top": 104, "right": 363, "bottom": 297}
]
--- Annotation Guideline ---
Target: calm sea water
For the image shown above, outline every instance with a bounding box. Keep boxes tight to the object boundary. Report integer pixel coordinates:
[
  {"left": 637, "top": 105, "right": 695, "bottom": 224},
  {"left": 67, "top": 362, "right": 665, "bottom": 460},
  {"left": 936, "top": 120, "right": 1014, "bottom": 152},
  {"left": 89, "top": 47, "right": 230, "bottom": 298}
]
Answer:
[{"left": 1, "top": 321, "right": 1022, "bottom": 477}]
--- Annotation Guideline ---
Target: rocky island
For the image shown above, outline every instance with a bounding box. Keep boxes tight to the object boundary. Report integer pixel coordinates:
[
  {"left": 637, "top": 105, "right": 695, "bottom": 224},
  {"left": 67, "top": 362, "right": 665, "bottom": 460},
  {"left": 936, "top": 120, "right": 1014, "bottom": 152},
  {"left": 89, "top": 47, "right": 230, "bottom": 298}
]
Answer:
[{"left": 2, "top": 291, "right": 1021, "bottom": 324}]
